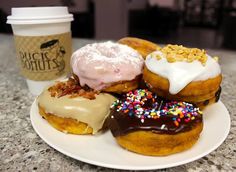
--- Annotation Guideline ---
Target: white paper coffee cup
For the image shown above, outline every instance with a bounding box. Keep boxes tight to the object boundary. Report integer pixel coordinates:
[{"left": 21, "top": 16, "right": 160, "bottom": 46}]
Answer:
[{"left": 7, "top": 7, "right": 74, "bottom": 95}]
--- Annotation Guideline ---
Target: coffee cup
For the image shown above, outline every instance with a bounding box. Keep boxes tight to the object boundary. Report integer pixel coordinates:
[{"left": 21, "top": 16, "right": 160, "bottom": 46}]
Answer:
[{"left": 7, "top": 7, "right": 74, "bottom": 95}]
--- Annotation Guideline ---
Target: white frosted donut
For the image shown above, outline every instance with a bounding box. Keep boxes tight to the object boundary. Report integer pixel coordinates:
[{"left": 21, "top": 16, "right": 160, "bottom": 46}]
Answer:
[
  {"left": 71, "top": 41, "right": 144, "bottom": 90},
  {"left": 145, "top": 50, "right": 221, "bottom": 94}
]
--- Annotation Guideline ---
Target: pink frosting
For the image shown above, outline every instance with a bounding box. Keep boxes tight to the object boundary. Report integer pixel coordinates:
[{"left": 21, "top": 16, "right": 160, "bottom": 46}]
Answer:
[{"left": 71, "top": 41, "right": 144, "bottom": 90}]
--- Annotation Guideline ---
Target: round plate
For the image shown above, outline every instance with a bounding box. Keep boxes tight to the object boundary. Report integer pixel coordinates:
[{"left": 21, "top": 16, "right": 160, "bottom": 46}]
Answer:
[{"left": 30, "top": 100, "right": 230, "bottom": 170}]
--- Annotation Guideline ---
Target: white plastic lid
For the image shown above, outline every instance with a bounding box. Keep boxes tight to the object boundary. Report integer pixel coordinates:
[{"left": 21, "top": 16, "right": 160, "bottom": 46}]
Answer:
[{"left": 7, "top": 6, "right": 73, "bottom": 24}]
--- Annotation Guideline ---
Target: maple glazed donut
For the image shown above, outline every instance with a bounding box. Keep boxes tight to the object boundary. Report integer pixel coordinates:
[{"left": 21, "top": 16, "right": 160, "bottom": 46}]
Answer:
[
  {"left": 37, "top": 77, "right": 116, "bottom": 135},
  {"left": 109, "top": 89, "right": 203, "bottom": 156},
  {"left": 143, "top": 44, "right": 222, "bottom": 109},
  {"left": 71, "top": 41, "right": 144, "bottom": 93}
]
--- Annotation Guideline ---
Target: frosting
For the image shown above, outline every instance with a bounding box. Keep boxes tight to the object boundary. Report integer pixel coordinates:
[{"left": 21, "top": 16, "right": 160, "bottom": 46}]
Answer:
[
  {"left": 145, "top": 51, "right": 221, "bottom": 94},
  {"left": 38, "top": 89, "right": 116, "bottom": 134},
  {"left": 109, "top": 89, "right": 202, "bottom": 137},
  {"left": 71, "top": 41, "right": 144, "bottom": 90}
]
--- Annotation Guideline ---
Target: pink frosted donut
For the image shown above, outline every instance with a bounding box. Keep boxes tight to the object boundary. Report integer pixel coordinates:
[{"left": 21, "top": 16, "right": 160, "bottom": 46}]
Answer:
[{"left": 71, "top": 41, "right": 144, "bottom": 90}]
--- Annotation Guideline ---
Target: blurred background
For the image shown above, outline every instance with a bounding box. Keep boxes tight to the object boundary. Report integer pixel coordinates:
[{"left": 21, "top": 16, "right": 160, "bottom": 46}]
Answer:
[{"left": 1, "top": 0, "right": 236, "bottom": 49}]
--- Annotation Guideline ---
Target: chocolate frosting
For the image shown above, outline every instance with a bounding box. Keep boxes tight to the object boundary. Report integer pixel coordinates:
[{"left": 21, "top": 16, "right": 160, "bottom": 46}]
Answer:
[{"left": 108, "top": 89, "right": 202, "bottom": 137}]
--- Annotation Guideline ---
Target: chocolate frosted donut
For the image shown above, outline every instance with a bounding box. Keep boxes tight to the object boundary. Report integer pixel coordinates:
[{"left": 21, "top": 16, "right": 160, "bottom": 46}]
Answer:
[{"left": 109, "top": 89, "right": 203, "bottom": 156}]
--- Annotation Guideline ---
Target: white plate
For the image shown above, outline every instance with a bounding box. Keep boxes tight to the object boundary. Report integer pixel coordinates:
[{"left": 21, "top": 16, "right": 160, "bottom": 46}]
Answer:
[{"left": 30, "top": 100, "right": 230, "bottom": 170}]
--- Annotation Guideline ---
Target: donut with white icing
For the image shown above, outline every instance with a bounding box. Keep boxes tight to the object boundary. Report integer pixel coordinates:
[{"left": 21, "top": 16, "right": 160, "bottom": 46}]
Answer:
[
  {"left": 143, "top": 44, "right": 222, "bottom": 109},
  {"left": 37, "top": 78, "right": 116, "bottom": 135},
  {"left": 71, "top": 41, "right": 144, "bottom": 93}
]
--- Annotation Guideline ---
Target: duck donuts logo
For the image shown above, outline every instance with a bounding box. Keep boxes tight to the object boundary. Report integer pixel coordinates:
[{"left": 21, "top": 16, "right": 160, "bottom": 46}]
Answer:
[
  {"left": 20, "top": 39, "right": 65, "bottom": 74},
  {"left": 14, "top": 32, "right": 72, "bottom": 81}
]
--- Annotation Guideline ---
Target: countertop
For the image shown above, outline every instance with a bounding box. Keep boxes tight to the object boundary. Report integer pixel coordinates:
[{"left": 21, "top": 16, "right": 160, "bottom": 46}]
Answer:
[{"left": 0, "top": 33, "right": 235, "bottom": 172}]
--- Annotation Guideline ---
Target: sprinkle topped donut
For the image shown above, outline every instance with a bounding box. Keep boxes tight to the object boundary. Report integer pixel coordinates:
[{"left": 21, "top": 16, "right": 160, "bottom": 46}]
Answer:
[
  {"left": 109, "top": 89, "right": 202, "bottom": 136},
  {"left": 109, "top": 89, "right": 203, "bottom": 156},
  {"left": 71, "top": 41, "right": 144, "bottom": 91}
]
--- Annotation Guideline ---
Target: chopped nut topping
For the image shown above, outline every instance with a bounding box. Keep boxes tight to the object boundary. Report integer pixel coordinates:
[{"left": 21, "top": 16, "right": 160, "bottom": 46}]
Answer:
[
  {"left": 48, "top": 77, "right": 98, "bottom": 99},
  {"left": 157, "top": 44, "right": 208, "bottom": 65},
  {"left": 213, "top": 56, "right": 219, "bottom": 62}
]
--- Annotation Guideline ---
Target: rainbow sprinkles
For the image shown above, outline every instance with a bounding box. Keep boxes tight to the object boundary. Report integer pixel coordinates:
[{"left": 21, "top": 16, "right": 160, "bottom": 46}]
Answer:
[{"left": 111, "top": 89, "right": 202, "bottom": 127}]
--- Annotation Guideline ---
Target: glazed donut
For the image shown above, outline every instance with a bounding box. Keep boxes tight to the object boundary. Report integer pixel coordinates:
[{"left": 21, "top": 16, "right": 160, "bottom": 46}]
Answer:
[
  {"left": 37, "top": 77, "right": 116, "bottom": 135},
  {"left": 118, "top": 37, "right": 161, "bottom": 59},
  {"left": 108, "top": 89, "right": 203, "bottom": 156},
  {"left": 143, "top": 44, "right": 222, "bottom": 109},
  {"left": 71, "top": 41, "right": 144, "bottom": 93}
]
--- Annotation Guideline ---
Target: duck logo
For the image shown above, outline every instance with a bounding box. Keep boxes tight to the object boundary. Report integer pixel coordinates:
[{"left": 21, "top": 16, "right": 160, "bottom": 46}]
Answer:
[{"left": 40, "top": 39, "right": 66, "bottom": 75}]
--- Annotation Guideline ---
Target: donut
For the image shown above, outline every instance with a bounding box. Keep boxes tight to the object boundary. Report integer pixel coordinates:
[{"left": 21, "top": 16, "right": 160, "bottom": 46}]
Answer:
[
  {"left": 37, "top": 77, "right": 116, "bottom": 135},
  {"left": 118, "top": 37, "right": 161, "bottom": 59},
  {"left": 143, "top": 44, "right": 222, "bottom": 109},
  {"left": 108, "top": 89, "right": 203, "bottom": 156},
  {"left": 71, "top": 41, "right": 144, "bottom": 93}
]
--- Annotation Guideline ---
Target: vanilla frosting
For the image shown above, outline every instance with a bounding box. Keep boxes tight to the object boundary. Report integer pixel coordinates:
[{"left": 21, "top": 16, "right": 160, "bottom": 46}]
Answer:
[
  {"left": 37, "top": 89, "right": 116, "bottom": 134},
  {"left": 71, "top": 41, "right": 144, "bottom": 90},
  {"left": 145, "top": 51, "right": 221, "bottom": 94}
]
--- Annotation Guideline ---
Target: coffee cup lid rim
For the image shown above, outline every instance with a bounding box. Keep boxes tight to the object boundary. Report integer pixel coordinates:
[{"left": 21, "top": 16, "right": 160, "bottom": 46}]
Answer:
[{"left": 7, "top": 6, "right": 74, "bottom": 24}]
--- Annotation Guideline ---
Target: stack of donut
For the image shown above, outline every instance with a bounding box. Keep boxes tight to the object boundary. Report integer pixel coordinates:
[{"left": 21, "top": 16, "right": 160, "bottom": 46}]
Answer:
[
  {"left": 37, "top": 37, "right": 222, "bottom": 156},
  {"left": 38, "top": 40, "right": 145, "bottom": 135}
]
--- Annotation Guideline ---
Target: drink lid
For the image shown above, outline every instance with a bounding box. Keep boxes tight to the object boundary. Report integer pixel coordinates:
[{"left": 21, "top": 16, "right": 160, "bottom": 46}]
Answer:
[{"left": 7, "top": 6, "right": 73, "bottom": 24}]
